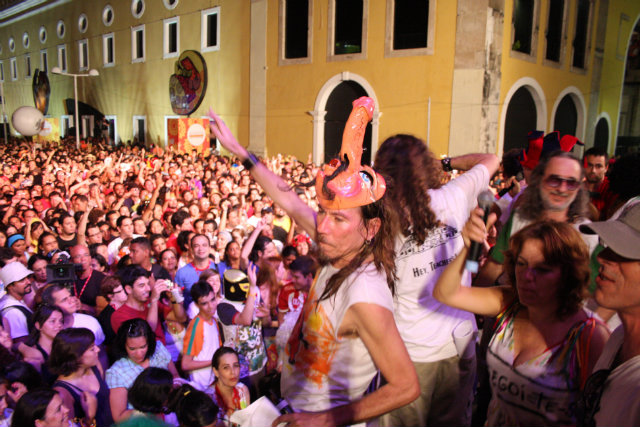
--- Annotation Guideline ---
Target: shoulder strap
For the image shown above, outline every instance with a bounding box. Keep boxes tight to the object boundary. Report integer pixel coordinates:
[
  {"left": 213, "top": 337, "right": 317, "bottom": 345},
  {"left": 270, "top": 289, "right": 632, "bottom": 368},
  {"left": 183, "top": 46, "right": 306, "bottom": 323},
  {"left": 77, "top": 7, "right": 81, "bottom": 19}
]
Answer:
[
  {"left": 0, "top": 304, "right": 34, "bottom": 330},
  {"left": 53, "top": 381, "right": 85, "bottom": 418}
]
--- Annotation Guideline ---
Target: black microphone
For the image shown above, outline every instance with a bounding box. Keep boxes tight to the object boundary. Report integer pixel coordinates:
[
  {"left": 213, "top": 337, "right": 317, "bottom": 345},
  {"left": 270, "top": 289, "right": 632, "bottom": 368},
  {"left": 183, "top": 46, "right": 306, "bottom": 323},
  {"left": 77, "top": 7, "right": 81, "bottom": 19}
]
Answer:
[
  {"left": 465, "top": 190, "right": 494, "bottom": 273},
  {"left": 497, "top": 182, "right": 515, "bottom": 198}
]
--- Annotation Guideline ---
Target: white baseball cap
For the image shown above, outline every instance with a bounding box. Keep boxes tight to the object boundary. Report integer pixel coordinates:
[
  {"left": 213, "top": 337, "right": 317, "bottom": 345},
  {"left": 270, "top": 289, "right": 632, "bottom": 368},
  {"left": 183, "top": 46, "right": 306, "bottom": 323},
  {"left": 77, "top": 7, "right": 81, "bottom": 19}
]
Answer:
[{"left": 0, "top": 262, "right": 33, "bottom": 286}]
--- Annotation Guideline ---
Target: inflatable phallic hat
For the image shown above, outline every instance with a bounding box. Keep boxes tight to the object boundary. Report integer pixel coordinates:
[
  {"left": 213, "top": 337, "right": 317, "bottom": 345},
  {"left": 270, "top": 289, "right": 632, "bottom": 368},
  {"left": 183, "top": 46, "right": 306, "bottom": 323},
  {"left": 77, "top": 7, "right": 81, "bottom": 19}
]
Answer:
[
  {"left": 520, "top": 130, "right": 584, "bottom": 170},
  {"left": 315, "top": 97, "right": 386, "bottom": 210}
]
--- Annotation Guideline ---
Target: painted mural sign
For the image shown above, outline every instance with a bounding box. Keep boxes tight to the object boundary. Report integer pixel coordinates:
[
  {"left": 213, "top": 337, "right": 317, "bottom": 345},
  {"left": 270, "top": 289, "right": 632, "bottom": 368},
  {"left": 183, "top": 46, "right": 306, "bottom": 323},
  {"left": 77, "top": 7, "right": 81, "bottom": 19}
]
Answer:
[{"left": 169, "top": 50, "right": 208, "bottom": 115}]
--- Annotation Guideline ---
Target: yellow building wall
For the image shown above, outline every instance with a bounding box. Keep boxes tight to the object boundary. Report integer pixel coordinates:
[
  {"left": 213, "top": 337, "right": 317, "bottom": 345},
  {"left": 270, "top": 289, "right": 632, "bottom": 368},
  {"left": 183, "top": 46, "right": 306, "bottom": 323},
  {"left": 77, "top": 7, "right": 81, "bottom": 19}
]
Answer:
[
  {"left": 599, "top": 0, "right": 640, "bottom": 153},
  {"left": 498, "top": 0, "right": 599, "bottom": 151},
  {"left": 265, "top": 0, "right": 459, "bottom": 159},
  {"left": 0, "top": 0, "right": 250, "bottom": 146}
]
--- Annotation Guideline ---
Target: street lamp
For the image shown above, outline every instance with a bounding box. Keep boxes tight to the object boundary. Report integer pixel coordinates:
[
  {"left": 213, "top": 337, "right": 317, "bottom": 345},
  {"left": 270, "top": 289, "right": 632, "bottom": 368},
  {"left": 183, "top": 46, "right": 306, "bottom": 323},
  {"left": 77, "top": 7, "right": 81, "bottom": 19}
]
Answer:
[{"left": 51, "top": 66, "right": 99, "bottom": 149}]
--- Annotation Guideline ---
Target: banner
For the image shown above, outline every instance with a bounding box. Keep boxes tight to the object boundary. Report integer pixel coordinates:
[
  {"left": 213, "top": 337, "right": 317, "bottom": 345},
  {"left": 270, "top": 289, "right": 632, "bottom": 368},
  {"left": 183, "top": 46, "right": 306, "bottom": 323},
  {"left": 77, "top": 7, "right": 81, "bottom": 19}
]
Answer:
[
  {"left": 35, "top": 117, "right": 60, "bottom": 142},
  {"left": 167, "top": 117, "right": 211, "bottom": 154}
]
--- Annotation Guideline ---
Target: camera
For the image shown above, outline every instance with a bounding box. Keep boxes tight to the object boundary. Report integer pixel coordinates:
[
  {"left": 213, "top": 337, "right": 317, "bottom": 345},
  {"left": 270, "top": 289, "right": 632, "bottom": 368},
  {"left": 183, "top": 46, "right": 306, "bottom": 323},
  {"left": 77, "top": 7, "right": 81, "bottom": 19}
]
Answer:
[{"left": 45, "top": 251, "right": 82, "bottom": 284}]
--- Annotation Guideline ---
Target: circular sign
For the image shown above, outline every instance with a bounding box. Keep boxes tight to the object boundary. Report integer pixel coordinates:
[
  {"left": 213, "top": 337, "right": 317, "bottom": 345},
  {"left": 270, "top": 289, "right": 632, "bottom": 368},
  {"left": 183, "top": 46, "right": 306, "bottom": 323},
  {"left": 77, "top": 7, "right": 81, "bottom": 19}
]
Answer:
[
  {"left": 186, "top": 123, "right": 206, "bottom": 146},
  {"left": 169, "top": 50, "right": 208, "bottom": 115}
]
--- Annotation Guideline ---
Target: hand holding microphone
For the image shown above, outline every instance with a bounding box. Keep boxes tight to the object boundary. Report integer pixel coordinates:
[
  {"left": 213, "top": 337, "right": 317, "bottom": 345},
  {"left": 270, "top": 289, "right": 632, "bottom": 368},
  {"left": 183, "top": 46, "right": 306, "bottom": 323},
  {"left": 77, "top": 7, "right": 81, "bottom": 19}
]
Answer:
[{"left": 464, "top": 191, "right": 496, "bottom": 273}]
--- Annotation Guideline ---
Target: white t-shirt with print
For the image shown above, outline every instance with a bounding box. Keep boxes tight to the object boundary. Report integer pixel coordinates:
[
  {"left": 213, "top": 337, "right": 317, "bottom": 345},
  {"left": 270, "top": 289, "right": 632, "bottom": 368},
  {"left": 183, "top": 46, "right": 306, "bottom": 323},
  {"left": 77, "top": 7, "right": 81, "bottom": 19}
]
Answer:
[
  {"left": 393, "top": 164, "right": 489, "bottom": 362},
  {"left": 281, "top": 263, "right": 393, "bottom": 412}
]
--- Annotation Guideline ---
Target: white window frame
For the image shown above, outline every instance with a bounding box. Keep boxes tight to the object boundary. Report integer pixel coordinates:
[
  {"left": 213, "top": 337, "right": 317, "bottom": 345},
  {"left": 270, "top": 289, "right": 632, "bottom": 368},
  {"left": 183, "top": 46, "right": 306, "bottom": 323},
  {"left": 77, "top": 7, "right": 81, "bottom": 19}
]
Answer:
[
  {"left": 24, "top": 55, "right": 31, "bottom": 79},
  {"left": 542, "top": 0, "right": 569, "bottom": 67},
  {"left": 57, "top": 44, "right": 67, "bottom": 72},
  {"left": 385, "top": 0, "right": 436, "bottom": 57},
  {"left": 570, "top": 0, "right": 594, "bottom": 73},
  {"left": 510, "top": 0, "right": 540, "bottom": 63},
  {"left": 163, "top": 17, "right": 180, "bottom": 59},
  {"left": 10, "top": 57, "right": 17, "bottom": 81},
  {"left": 61, "top": 115, "right": 72, "bottom": 137},
  {"left": 103, "top": 33, "right": 115, "bottom": 67},
  {"left": 40, "top": 49, "right": 48, "bottom": 73},
  {"left": 131, "top": 25, "right": 145, "bottom": 63},
  {"left": 201, "top": 7, "right": 220, "bottom": 52},
  {"left": 104, "top": 115, "right": 118, "bottom": 145},
  {"left": 78, "top": 39, "right": 89, "bottom": 71},
  {"left": 133, "top": 115, "right": 147, "bottom": 142},
  {"left": 278, "top": 0, "right": 313, "bottom": 65},
  {"left": 81, "top": 115, "right": 94, "bottom": 138},
  {"left": 327, "top": 0, "right": 368, "bottom": 62}
]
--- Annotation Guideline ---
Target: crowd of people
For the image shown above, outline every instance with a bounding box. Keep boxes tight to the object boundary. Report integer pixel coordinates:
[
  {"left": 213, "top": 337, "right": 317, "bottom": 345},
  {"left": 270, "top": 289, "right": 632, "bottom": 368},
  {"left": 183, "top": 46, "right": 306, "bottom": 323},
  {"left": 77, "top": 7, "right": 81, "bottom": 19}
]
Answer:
[{"left": 0, "top": 100, "right": 637, "bottom": 427}]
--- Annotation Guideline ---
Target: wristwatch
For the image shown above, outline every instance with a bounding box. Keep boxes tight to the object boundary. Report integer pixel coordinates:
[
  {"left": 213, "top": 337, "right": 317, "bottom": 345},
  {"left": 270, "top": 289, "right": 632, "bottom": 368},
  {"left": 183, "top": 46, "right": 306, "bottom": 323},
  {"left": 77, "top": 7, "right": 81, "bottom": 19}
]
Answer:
[
  {"left": 441, "top": 157, "right": 453, "bottom": 172},
  {"left": 242, "top": 152, "right": 259, "bottom": 171}
]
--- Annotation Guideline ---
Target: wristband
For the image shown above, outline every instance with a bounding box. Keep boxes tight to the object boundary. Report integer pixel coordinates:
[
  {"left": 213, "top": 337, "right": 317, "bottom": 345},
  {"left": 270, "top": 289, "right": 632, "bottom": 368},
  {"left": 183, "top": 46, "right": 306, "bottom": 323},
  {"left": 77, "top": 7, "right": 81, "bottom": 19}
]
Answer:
[
  {"left": 242, "top": 152, "right": 259, "bottom": 171},
  {"left": 441, "top": 157, "right": 453, "bottom": 172}
]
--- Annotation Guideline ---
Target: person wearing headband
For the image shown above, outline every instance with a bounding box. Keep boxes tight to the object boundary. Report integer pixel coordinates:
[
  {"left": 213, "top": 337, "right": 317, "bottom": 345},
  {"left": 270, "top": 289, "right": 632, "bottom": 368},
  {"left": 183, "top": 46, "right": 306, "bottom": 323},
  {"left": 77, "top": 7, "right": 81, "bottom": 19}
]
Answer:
[{"left": 209, "top": 98, "right": 419, "bottom": 426}]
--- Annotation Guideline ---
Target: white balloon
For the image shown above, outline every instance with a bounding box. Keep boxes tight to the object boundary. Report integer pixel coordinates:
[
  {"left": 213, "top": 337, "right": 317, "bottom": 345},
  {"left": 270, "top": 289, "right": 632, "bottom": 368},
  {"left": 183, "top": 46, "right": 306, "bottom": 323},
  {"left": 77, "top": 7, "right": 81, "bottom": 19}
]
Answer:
[{"left": 11, "top": 106, "right": 44, "bottom": 136}]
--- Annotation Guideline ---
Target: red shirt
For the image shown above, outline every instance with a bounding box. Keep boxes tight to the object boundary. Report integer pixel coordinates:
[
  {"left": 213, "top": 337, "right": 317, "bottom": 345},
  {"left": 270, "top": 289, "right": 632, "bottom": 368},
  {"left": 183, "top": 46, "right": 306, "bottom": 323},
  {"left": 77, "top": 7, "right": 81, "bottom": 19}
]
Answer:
[
  {"left": 277, "top": 282, "right": 306, "bottom": 313},
  {"left": 111, "top": 302, "right": 171, "bottom": 344}
]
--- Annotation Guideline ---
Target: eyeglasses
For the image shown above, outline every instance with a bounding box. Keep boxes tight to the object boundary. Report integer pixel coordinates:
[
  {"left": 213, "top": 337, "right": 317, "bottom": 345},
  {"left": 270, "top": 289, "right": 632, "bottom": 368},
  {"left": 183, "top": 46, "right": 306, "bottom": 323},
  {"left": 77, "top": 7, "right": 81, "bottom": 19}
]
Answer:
[{"left": 543, "top": 175, "right": 581, "bottom": 191}]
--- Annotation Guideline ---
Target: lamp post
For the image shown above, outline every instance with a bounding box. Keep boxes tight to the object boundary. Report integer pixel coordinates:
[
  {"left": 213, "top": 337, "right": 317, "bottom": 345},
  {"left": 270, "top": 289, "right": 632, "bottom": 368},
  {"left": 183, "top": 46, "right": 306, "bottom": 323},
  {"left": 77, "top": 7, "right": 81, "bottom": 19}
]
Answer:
[{"left": 51, "top": 67, "right": 99, "bottom": 149}]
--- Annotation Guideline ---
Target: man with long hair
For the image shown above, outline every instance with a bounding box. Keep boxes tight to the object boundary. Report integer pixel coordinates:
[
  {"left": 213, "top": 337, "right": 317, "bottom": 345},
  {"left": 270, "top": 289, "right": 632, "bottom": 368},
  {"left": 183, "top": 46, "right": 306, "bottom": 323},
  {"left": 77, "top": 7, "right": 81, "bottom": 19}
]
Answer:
[
  {"left": 476, "top": 150, "right": 597, "bottom": 286},
  {"left": 374, "top": 134, "right": 498, "bottom": 426},
  {"left": 209, "top": 98, "right": 419, "bottom": 426}
]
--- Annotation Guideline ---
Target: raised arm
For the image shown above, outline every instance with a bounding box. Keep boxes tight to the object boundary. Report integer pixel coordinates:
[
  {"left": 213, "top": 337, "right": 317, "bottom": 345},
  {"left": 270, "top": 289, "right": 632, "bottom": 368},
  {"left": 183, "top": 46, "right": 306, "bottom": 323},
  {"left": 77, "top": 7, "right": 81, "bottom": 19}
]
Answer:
[
  {"left": 450, "top": 153, "right": 500, "bottom": 175},
  {"left": 432, "top": 208, "right": 512, "bottom": 317},
  {"left": 208, "top": 109, "right": 317, "bottom": 239}
]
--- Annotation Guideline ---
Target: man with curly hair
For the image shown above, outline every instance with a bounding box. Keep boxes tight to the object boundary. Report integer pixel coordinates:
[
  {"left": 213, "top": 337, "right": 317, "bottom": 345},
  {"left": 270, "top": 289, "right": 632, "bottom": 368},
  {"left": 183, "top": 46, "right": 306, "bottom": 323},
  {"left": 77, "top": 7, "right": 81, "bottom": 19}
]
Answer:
[{"left": 374, "top": 135, "right": 498, "bottom": 426}]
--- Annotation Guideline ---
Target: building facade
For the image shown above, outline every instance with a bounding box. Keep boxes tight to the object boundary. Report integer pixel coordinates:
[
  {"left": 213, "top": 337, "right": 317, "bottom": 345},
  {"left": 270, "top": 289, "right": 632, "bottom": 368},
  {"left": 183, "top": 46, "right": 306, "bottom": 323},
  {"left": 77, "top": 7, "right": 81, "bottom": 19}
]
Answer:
[{"left": 0, "top": 0, "right": 638, "bottom": 161}]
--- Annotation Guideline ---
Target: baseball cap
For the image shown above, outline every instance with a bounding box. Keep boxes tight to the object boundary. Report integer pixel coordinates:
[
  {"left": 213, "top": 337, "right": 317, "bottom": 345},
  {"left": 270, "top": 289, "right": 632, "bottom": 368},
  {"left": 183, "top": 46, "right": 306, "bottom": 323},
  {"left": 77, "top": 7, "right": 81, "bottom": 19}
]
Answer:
[
  {"left": 580, "top": 203, "right": 640, "bottom": 259},
  {"left": 0, "top": 261, "right": 33, "bottom": 286}
]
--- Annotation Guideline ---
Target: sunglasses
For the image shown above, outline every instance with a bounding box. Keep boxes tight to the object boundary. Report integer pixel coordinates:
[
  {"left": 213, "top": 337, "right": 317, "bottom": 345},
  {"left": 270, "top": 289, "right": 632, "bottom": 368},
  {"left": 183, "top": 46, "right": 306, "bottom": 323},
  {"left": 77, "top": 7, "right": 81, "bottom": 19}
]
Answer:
[{"left": 543, "top": 175, "right": 581, "bottom": 191}]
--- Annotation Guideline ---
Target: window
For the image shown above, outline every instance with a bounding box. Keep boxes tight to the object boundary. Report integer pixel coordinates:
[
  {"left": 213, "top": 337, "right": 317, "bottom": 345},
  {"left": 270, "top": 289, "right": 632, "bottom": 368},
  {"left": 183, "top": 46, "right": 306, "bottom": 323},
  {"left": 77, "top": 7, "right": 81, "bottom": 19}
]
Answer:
[
  {"left": 57, "top": 44, "right": 67, "bottom": 72},
  {"left": 512, "top": 0, "right": 534, "bottom": 54},
  {"left": 10, "top": 57, "right": 17, "bottom": 81},
  {"left": 133, "top": 116, "right": 146, "bottom": 143},
  {"left": 163, "top": 17, "right": 179, "bottom": 58},
  {"left": 57, "top": 20, "right": 65, "bottom": 38},
  {"left": 39, "top": 26, "right": 47, "bottom": 43},
  {"left": 545, "top": 0, "right": 565, "bottom": 62},
  {"left": 572, "top": 0, "right": 591, "bottom": 69},
  {"left": 78, "top": 14, "right": 88, "bottom": 33},
  {"left": 24, "top": 55, "right": 31, "bottom": 78},
  {"left": 385, "top": 0, "right": 435, "bottom": 57},
  {"left": 78, "top": 39, "right": 89, "bottom": 70},
  {"left": 41, "top": 49, "right": 48, "bottom": 73},
  {"left": 61, "top": 115, "right": 72, "bottom": 137},
  {"left": 131, "top": 0, "right": 145, "bottom": 19},
  {"left": 103, "top": 33, "right": 115, "bottom": 67},
  {"left": 131, "top": 25, "right": 145, "bottom": 63},
  {"left": 22, "top": 32, "right": 29, "bottom": 48},
  {"left": 103, "top": 5, "right": 114, "bottom": 26},
  {"left": 201, "top": 7, "right": 220, "bottom": 52},
  {"left": 8, "top": 37, "right": 15, "bottom": 52},
  {"left": 0, "top": 62, "right": 4, "bottom": 82},
  {"left": 163, "top": 0, "right": 178, "bottom": 10},
  {"left": 280, "top": 0, "right": 311, "bottom": 63},
  {"left": 328, "top": 0, "right": 368, "bottom": 60}
]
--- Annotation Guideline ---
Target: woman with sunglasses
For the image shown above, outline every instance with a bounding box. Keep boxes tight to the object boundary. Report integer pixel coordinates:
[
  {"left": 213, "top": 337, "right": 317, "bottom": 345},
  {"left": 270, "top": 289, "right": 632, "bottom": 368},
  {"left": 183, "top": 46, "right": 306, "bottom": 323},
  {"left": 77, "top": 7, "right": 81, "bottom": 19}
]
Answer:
[
  {"left": 434, "top": 211, "right": 609, "bottom": 426},
  {"left": 105, "top": 318, "right": 179, "bottom": 423}
]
